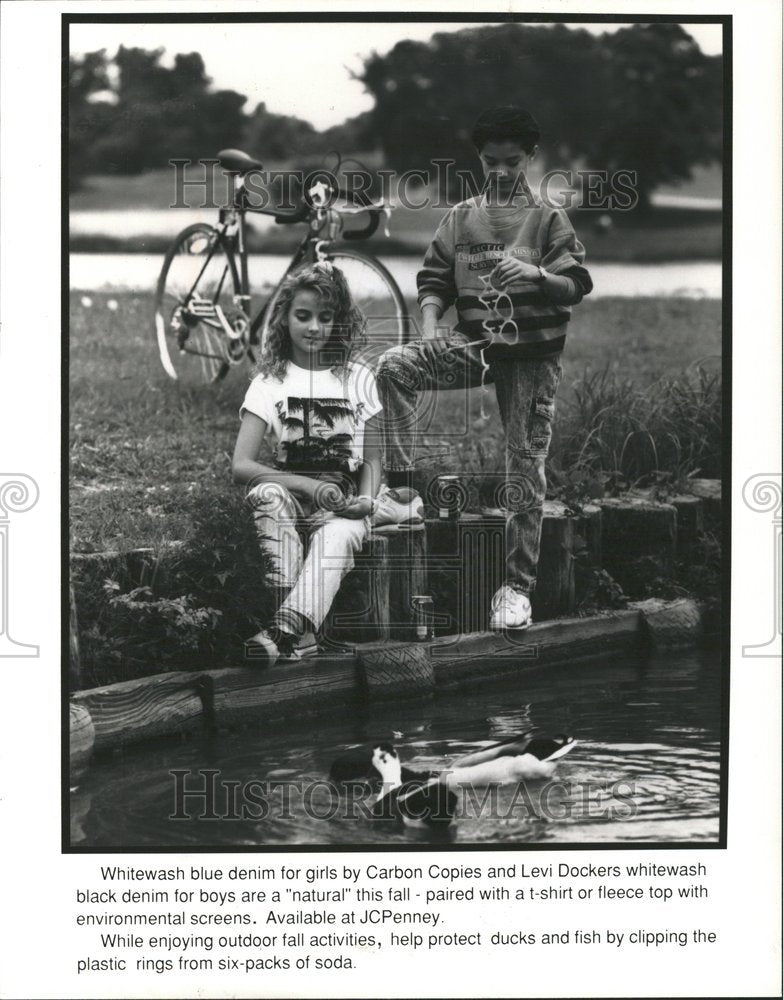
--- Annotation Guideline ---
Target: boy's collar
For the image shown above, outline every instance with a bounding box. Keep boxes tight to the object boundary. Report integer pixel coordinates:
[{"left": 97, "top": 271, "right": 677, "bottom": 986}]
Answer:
[{"left": 480, "top": 190, "right": 541, "bottom": 210}]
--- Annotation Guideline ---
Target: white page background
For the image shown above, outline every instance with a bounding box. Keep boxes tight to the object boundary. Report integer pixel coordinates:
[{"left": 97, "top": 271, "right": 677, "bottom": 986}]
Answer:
[{"left": 0, "top": 2, "right": 780, "bottom": 997}]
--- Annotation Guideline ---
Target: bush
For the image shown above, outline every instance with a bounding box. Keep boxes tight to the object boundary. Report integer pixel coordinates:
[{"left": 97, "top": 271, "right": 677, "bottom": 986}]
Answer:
[
  {"left": 73, "top": 484, "right": 278, "bottom": 687},
  {"left": 549, "top": 362, "right": 722, "bottom": 490}
]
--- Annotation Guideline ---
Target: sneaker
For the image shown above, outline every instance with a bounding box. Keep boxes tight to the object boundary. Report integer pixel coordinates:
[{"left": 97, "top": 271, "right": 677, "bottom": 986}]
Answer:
[
  {"left": 244, "top": 628, "right": 301, "bottom": 668},
  {"left": 371, "top": 486, "right": 425, "bottom": 534},
  {"left": 296, "top": 631, "right": 319, "bottom": 659},
  {"left": 489, "top": 586, "right": 532, "bottom": 631}
]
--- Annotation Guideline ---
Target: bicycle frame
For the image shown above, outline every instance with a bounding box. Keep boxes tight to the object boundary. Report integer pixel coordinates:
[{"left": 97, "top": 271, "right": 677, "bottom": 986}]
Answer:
[
  {"left": 179, "top": 186, "right": 334, "bottom": 349},
  {"left": 159, "top": 167, "right": 397, "bottom": 379}
]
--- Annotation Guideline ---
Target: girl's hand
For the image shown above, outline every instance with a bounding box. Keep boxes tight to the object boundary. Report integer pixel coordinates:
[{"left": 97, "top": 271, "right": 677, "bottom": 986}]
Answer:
[
  {"left": 336, "top": 496, "right": 374, "bottom": 520},
  {"left": 313, "top": 481, "right": 347, "bottom": 512},
  {"left": 491, "top": 257, "right": 541, "bottom": 289}
]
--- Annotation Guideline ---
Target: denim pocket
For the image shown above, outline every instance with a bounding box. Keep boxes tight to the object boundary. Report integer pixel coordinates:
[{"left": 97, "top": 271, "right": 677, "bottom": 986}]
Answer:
[{"left": 528, "top": 395, "right": 556, "bottom": 454}]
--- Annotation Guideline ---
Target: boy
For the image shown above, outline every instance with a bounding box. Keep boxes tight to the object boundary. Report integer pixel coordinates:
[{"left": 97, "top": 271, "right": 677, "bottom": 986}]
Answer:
[{"left": 376, "top": 106, "right": 592, "bottom": 630}]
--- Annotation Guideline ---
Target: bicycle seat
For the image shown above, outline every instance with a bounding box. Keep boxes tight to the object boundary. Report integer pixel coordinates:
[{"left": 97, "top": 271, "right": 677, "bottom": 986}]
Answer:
[{"left": 217, "top": 148, "right": 264, "bottom": 174}]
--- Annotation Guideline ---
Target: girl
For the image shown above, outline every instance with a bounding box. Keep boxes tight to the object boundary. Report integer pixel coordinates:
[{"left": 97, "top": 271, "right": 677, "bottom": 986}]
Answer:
[{"left": 232, "top": 263, "right": 383, "bottom": 668}]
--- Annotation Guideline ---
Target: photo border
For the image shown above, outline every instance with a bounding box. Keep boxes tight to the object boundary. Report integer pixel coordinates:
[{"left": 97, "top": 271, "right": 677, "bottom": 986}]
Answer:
[{"left": 61, "top": 9, "right": 732, "bottom": 854}]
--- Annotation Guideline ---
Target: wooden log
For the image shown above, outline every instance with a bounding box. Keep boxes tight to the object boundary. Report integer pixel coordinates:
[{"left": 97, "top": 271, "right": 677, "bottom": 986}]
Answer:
[
  {"left": 357, "top": 640, "right": 435, "bottom": 700},
  {"left": 69, "top": 583, "right": 82, "bottom": 691},
  {"left": 72, "top": 671, "right": 207, "bottom": 751},
  {"left": 70, "top": 541, "right": 187, "bottom": 595},
  {"left": 324, "top": 534, "right": 390, "bottom": 643},
  {"left": 670, "top": 495, "right": 705, "bottom": 553},
  {"left": 629, "top": 489, "right": 704, "bottom": 554},
  {"left": 387, "top": 528, "right": 428, "bottom": 641},
  {"left": 426, "top": 515, "right": 505, "bottom": 635},
  {"left": 428, "top": 506, "right": 596, "bottom": 628},
  {"left": 70, "top": 788, "right": 93, "bottom": 845},
  {"left": 573, "top": 503, "right": 603, "bottom": 606},
  {"left": 632, "top": 597, "right": 704, "bottom": 648},
  {"left": 71, "top": 550, "right": 129, "bottom": 593},
  {"left": 596, "top": 497, "right": 677, "bottom": 585},
  {"left": 684, "top": 479, "right": 721, "bottom": 519},
  {"left": 204, "top": 654, "right": 359, "bottom": 728},
  {"left": 61, "top": 602, "right": 709, "bottom": 747},
  {"left": 579, "top": 503, "right": 603, "bottom": 567},
  {"left": 534, "top": 501, "right": 576, "bottom": 620},
  {"left": 430, "top": 609, "right": 642, "bottom": 688},
  {"left": 69, "top": 702, "right": 95, "bottom": 776}
]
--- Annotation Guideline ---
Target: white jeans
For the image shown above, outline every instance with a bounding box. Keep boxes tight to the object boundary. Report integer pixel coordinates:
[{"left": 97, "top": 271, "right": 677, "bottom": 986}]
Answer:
[{"left": 246, "top": 482, "right": 369, "bottom": 632}]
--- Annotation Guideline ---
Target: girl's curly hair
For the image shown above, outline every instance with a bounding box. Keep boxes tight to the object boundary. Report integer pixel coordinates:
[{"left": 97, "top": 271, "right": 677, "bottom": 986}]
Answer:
[{"left": 255, "top": 263, "right": 366, "bottom": 383}]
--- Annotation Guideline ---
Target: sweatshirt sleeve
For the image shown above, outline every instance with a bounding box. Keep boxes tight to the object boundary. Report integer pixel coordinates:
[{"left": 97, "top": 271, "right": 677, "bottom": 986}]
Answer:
[
  {"left": 541, "top": 209, "right": 593, "bottom": 297},
  {"left": 417, "top": 208, "right": 458, "bottom": 313}
]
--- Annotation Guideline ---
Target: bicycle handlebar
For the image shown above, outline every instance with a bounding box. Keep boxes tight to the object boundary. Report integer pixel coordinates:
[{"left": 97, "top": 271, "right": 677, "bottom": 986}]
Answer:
[
  {"left": 268, "top": 185, "right": 385, "bottom": 239},
  {"left": 324, "top": 186, "right": 384, "bottom": 240},
  {"left": 273, "top": 202, "right": 311, "bottom": 225}
]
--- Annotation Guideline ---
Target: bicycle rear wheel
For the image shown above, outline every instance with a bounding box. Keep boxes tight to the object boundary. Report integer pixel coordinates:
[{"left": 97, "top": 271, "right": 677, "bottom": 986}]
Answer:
[
  {"left": 154, "top": 223, "right": 245, "bottom": 384},
  {"left": 256, "top": 249, "right": 408, "bottom": 367}
]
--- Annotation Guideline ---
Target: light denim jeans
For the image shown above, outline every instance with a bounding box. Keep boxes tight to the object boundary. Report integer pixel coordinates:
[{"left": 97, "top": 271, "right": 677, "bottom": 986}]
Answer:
[
  {"left": 246, "top": 482, "right": 369, "bottom": 633},
  {"left": 375, "top": 333, "right": 562, "bottom": 596}
]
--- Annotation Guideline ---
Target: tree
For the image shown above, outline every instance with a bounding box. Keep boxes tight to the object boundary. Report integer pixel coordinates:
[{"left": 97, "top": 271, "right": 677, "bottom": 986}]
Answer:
[
  {"left": 69, "top": 46, "right": 247, "bottom": 181},
  {"left": 68, "top": 50, "right": 115, "bottom": 186},
  {"left": 594, "top": 23, "right": 723, "bottom": 209},
  {"left": 242, "top": 102, "right": 319, "bottom": 162},
  {"left": 356, "top": 22, "right": 722, "bottom": 207},
  {"left": 357, "top": 25, "right": 605, "bottom": 178}
]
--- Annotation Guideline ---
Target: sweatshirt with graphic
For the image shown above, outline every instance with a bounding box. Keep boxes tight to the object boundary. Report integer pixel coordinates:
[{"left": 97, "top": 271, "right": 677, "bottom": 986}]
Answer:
[{"left": 417, "top": 196, "right": 593, "bottom": 358}]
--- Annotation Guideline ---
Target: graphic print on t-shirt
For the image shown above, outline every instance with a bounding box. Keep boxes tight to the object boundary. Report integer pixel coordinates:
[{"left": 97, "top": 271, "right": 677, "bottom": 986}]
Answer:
[{"left": 274, "top": 396, "right": 365, "bottom": 474}]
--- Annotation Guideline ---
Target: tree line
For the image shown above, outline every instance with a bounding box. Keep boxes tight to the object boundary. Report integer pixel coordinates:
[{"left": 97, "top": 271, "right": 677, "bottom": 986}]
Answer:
[{"left": 70, "top": 22, "right": 722, "bottom": 205}]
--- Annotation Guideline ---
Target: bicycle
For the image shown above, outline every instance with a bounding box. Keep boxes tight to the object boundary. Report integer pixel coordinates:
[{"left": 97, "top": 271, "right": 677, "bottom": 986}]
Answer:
[{"left": 154, "top": 148, "right": 409, "bottom": 385}]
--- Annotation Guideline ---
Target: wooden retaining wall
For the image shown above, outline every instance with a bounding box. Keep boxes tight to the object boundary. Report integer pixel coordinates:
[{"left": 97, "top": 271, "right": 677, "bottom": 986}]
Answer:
[
  {"left": 69, "top": 480, "right": 720, "bottom": 774},
  {"left": 71, "top": 480, "right": 718, "bottom": 666},
  {"left": 70, "top": 597, "right": 708, "bottom": 777}
]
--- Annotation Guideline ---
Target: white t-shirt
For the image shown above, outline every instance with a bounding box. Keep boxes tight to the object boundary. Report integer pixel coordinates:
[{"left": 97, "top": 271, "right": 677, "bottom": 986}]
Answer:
[{"left": 240, "top": 362, "right": 382, "bottom": 478}]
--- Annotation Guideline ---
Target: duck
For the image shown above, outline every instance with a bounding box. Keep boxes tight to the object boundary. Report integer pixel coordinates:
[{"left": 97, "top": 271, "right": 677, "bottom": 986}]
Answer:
[
  {"left": 443, "top": 731, "right": 577, "bottom": 785},
  {"left": 369, "top": 743, "right": 457, "bottom": 830},
  {"left": 329, "top": 731, "right": 576, "bottom": 803},
  {"left": 329, "top": 744, "right": 430, "bottom": 786}
]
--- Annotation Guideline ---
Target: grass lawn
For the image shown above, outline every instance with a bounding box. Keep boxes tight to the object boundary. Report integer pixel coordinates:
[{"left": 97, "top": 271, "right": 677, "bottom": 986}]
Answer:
[{"left": 69, "top": 290, "right": 721, "bottom": 554}]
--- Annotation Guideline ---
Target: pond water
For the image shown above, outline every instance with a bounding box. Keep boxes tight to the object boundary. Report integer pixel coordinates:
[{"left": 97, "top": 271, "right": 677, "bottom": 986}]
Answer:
[
  {"left": 71, "top": 649, "right": 722, "bottom": 848},
  {"left": 69, "top": 253, "right": 721, "bottom": 299}
]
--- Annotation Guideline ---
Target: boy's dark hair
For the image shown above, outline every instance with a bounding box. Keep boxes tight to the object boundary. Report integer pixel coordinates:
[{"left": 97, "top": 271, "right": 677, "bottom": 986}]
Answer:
[{"left": 471, "top": 106, "right": 541, "bottom": 154}]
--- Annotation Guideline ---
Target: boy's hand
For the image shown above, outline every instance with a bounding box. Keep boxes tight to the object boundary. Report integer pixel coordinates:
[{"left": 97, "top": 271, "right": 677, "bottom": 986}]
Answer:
[
  {"left": 313, "top": 481, "right": 347, "bottom": 512},
  {"left": 491, "top": 257, "right": 542, "bottom": 289}
]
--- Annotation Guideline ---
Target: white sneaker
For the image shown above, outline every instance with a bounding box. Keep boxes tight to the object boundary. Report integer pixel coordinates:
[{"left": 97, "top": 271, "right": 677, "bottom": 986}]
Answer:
[
  {"left": 371, "top": 486, "right": 425, "bottom": 534},
  {"left": 489, "top": 586, "right": 532, "bottom": 631}
]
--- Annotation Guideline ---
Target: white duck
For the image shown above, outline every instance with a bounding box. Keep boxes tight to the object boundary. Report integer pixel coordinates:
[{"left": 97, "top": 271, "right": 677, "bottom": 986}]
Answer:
[{"left": 441, "top": 732, "right": 578, "bottom": 786}]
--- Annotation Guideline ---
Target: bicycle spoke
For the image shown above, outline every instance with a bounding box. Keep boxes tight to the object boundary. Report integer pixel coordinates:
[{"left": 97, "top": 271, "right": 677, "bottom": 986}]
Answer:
[{"left": 154, "top": 224, "right": 243, "bottom": 385}]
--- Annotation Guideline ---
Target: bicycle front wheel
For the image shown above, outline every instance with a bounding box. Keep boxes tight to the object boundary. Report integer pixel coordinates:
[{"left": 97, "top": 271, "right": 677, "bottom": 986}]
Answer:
[
  {"left": 154, "top": 223, "right": 245, "bottom": 384},
  {"left": 327, "top": 249, "right": 408, "bottom": 358}
]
